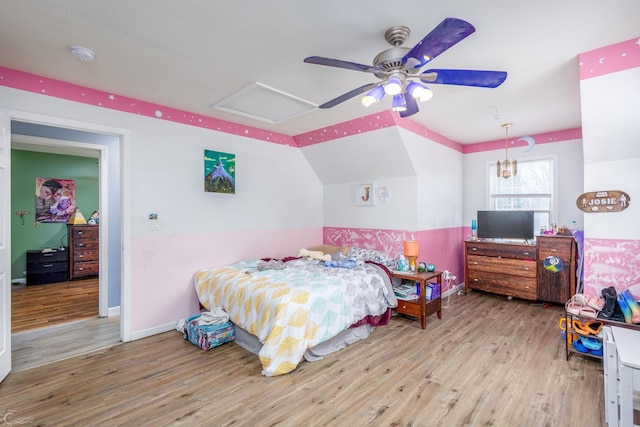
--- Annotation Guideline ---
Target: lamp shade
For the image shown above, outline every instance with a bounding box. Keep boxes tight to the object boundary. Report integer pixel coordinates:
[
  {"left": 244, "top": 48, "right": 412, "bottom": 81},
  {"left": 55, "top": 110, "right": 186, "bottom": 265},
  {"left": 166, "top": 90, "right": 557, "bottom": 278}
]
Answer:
[
  {"left": 361, "top": 85, "right": 385, "bottom": 107},
  {"left": 404, "top": 240, "right": 419, "bottom": 257}
]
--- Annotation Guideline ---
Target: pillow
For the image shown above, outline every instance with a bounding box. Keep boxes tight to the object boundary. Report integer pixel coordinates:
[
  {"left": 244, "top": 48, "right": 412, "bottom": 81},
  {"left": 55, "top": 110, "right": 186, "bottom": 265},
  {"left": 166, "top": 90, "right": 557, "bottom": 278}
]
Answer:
[
  {"left": 307, "top": 245, "right": 350, "bottom": 256},
  {"left": 346, "top": 247, "right": 396, "bottom": 269}
]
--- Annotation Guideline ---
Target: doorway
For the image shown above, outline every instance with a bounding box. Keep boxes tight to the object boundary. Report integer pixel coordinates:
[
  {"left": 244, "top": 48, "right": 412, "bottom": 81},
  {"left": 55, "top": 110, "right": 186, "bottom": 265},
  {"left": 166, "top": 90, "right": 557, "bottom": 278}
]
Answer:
[{"left": 7, "top": 117, "right": 129, "bottom": 371}]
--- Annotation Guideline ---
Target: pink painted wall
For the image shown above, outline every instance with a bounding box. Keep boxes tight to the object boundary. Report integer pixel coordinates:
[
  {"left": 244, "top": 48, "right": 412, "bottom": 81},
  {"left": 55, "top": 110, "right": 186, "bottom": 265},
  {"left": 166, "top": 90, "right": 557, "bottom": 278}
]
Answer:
[
  {"left": 583, "top": 238, "right": 640, "bottom": 300},
  {"left": 131, "top": 227, "right": 322, "bottom": 332}
]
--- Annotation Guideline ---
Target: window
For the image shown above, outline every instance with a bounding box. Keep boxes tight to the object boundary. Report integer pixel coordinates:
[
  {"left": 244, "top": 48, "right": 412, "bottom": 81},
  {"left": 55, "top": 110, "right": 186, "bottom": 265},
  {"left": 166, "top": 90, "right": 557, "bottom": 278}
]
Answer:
[{"left": 488, "top": 157, "right": 555, "bottom": 234}]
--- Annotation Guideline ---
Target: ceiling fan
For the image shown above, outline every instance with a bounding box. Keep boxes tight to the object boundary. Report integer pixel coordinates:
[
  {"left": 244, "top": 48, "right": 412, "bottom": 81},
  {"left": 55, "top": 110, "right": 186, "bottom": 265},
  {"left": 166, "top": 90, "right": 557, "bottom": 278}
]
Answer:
[{"left": 304, "top": 17, "right": 507, "bottom": 117}]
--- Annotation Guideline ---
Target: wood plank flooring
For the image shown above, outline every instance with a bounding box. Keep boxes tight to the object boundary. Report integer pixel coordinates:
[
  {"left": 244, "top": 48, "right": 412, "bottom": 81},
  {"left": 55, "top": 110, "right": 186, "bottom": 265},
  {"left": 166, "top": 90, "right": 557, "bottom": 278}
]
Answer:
[
  {"left": 11, "top": 278, "right": 99, "bottom": 333},
  {"left": 10, "top": 277, "right": 121, "bottom": 372},
  {"left": 0, "top": 291, "right": 606, "bottom": 426}
]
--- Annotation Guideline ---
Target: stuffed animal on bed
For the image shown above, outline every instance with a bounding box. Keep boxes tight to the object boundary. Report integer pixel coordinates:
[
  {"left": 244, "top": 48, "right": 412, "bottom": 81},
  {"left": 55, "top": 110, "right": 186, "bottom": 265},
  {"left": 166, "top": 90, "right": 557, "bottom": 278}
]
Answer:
[{"left": 297, "top": 248, "right": 331, "bottom": 262}]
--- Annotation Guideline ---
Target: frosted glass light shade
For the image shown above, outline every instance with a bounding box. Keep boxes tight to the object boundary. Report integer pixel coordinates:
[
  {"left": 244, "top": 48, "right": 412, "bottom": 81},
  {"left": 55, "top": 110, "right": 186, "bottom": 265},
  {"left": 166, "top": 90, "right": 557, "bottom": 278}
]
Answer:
[
  {"left": 384, "top": 76, "right": 402, "bottom": 95},
  {"left": 361, "top": 85, "right": 385, "bottom": 107}
]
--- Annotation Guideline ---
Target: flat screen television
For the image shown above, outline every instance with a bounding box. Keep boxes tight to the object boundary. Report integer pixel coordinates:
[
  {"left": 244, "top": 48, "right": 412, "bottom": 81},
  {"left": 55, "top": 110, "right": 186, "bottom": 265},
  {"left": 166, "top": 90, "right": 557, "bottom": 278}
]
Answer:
[{"left": 477, "top": 210, "right": 535, "bottom": 241}]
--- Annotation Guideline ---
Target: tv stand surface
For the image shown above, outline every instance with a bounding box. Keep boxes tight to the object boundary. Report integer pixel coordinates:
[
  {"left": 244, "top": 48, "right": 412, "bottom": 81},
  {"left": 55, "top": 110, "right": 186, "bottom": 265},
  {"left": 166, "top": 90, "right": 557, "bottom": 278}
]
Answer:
[{"left": 464, "top": 236, "right": 576, "bottom": 303}]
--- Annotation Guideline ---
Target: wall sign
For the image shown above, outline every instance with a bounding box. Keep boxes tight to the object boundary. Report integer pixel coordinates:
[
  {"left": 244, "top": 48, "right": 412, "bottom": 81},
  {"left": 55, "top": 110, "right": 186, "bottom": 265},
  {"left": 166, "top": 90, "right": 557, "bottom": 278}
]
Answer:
[{"left": 576, "top": 190, "right": 630, "bottom": 213}]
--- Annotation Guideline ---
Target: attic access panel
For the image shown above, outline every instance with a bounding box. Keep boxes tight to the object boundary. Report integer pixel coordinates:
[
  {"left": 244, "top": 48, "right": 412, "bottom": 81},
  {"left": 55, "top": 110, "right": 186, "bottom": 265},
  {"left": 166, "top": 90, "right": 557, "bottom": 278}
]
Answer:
[{"left": 211, "top": 82, "right": 317, "bottom": 124}]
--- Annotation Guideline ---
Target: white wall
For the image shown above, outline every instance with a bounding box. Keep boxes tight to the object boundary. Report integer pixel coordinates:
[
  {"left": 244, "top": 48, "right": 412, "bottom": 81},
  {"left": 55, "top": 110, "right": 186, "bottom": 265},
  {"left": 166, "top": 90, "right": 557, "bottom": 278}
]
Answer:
[
  {"left": 401, "top": 128, "right": 464, "bottom": 230},
  {"left": 463, "top": 138, "right": 584, "bottom": 230},
  {"left": 581, "top": 67, "right": 640, "bottom": 240}
]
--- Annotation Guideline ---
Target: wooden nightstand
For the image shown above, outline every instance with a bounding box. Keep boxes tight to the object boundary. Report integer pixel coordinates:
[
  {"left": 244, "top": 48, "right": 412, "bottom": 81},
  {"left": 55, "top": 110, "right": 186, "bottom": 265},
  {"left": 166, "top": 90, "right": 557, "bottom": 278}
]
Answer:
[{"left": 391, "top": 270, "right": 443, "bottom": 329}]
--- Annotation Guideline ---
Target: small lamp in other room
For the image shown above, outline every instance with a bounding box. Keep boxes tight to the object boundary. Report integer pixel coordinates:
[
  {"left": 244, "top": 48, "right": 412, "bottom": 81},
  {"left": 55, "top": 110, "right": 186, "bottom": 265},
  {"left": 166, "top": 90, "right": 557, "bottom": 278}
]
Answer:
[
  {"left": 67, "top": 208, "right": 87, "bottom": 225},
  {"left": 404, "top": 240, "right": 419, "bottom": 272}
]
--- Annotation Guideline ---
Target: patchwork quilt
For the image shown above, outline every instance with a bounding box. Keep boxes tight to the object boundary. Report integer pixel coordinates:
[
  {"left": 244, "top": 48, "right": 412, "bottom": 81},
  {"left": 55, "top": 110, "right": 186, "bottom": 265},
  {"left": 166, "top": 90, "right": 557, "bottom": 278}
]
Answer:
[{"left": 194, "top": 258, "right": 395, "bottom": 376}]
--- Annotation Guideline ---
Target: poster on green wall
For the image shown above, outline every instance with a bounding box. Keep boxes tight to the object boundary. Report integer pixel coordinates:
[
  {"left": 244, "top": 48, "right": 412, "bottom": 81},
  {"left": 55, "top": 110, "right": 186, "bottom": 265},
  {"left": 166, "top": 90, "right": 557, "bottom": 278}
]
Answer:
[
  {"left": 204, "top": 150, "right": 235, "bottom": 194},
  {"left": 35, "top": 177, "right": 76, "bottom": 223}
]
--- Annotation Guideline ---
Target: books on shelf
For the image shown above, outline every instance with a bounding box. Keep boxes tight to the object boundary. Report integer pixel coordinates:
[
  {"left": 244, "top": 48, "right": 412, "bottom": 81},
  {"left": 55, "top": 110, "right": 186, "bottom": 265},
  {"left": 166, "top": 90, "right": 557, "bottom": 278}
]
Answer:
[{"left": 393, "top": 283, "right": 419, "bottom": 301}]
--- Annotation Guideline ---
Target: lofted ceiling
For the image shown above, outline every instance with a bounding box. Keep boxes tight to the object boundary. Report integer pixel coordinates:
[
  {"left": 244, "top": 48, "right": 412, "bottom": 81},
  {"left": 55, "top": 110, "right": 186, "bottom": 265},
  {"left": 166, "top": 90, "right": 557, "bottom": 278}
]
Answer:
[{"left": 1, "top": 1, "right": 638, "bottom": 144}]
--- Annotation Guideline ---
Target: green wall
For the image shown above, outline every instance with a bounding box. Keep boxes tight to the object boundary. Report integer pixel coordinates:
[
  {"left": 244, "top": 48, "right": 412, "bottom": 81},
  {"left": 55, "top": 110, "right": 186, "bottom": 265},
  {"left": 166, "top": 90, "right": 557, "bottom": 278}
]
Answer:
[{"left": 11, "top": 149, "right": 99, "bottom": 280}]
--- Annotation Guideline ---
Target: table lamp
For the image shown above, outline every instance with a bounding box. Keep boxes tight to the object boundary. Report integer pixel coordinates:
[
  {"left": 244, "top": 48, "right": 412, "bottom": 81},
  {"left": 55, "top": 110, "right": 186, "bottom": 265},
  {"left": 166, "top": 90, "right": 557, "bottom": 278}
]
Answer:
[{"left": 404, "top": 240, "right": 419, "bottom": 272}]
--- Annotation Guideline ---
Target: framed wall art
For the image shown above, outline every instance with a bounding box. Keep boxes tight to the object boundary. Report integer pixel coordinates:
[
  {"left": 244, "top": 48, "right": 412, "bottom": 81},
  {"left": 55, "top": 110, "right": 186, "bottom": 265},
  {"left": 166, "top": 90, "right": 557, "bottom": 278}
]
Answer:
[
  {"left": 355, "top": 182, "right": 376, "bottom": 206},
  {"left": 204, "top": 150, "right": 236, "bottom": 194},
  {"left": 35, "top": 177, "right": 76, "bottom": 223}
]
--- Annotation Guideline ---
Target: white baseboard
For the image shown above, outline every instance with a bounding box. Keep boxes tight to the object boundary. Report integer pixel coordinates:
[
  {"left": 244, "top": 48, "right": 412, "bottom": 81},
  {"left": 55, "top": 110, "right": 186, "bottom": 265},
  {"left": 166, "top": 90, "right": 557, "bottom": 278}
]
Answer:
[
  {"left": 442, "top": 283, "right": 465, "bottom": 297},
  {"left": 130, "top": 321, "right": 176, "bottom": 341},
  {"left": 11, "top": 278, "right": 26, "bottom": 285},
  {"left": 107, "top": 306, "right": 121, "bottom": 317}
]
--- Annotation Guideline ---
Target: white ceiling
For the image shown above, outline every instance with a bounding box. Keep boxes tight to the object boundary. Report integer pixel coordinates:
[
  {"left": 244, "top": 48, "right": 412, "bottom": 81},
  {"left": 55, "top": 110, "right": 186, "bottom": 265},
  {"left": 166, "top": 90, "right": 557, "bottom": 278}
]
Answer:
[{"left": 1, "top": 1, "right": 638, "bottom": 144}]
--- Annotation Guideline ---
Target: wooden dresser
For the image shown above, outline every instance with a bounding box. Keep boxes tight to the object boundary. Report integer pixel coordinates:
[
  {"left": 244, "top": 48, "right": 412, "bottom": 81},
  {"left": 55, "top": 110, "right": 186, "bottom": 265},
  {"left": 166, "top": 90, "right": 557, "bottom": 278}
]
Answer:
[
  {"left": 465, "top": 237, "right": 578, "bottom": 303},
  {"left": 465, "top": 241, "right": 538, "bottom": 301},
  {"left": 537, "top": 235, "right": 577, "bottom": 304},
  {"left": 68, "top": 224, "right": 99, "bottom": 279}
]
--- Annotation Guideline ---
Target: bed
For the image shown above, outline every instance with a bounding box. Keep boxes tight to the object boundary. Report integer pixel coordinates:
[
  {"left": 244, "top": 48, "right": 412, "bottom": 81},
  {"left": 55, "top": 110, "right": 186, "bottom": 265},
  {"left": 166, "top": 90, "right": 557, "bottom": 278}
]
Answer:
[{"left": 193, "top": 246, "right": 398, "bottom": 376}]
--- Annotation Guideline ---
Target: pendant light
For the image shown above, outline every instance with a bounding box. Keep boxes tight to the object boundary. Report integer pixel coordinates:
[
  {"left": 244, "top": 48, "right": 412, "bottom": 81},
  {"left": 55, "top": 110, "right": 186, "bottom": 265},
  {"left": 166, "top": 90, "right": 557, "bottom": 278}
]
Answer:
[{"left": 497, "top": 123, "right": 517, "bottom": 179}]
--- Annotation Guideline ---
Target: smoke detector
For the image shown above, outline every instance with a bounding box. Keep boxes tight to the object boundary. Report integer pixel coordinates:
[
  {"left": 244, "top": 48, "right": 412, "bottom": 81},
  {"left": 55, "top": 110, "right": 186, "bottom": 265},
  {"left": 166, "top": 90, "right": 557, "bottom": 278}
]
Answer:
[{"left": 69, "top": 45, "right": 95, "bottom": 62}]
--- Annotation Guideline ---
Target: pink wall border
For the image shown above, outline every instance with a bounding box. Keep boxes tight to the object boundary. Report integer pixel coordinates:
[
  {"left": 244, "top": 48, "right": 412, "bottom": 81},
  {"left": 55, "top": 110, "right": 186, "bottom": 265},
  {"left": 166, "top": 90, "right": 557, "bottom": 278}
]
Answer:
[
  {"left": 579, "top": 37, "right": 640, "bottom": 80},
  {"left": 0, "top": 66, "right": 295, "bottom": 146},
  {"left": 1, "top": 66, "right": 580, "bottom": 151}
]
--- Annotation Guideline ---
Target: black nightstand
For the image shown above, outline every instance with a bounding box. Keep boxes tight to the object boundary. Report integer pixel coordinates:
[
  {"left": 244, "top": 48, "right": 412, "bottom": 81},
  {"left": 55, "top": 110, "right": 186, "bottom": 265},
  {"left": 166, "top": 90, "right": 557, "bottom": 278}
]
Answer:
[{"left": 26, "top": 249, "right": 69, "bottom": 285}]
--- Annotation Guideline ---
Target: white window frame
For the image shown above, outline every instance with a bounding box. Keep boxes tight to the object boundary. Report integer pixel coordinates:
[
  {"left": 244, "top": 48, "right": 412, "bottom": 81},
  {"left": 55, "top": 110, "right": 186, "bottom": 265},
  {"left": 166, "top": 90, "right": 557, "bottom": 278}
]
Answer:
[{"left": 486, "top": 154, "right": 558, "bottom": 232}]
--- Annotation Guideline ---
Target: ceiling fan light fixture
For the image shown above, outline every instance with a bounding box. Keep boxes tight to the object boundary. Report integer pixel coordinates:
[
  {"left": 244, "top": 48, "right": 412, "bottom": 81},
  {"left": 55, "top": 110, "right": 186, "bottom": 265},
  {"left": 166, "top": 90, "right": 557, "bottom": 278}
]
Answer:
[
  {"left": 361, "top": 85, "right": 385, "bottom": 107},
  {"left": 391, "top": 94, "right": 407, "bottom": 112},
  {"left": 406, "top": 81, "right": 433, "bottom": 103},
  {"left": 384, "top": 76, "right": 403, "bottom": 95}
]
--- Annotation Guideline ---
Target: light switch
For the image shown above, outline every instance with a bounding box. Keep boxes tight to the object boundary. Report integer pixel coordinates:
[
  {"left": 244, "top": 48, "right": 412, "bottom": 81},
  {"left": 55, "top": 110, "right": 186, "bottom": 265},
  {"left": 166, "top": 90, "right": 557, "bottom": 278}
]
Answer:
[{"left": 148, "top": 213, "right": 159, "bottom": 231}]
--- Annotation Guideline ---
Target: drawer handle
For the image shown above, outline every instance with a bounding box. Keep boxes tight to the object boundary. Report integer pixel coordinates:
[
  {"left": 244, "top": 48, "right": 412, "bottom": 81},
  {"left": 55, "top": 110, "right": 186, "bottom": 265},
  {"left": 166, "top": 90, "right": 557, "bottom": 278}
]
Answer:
[
  {"left": 523, "top": 267, "right": 530, "bottom": 271},
  {"left": 471, "top": 247, "right": 478, "bottom": 251},
  {"left": 79, "top": 254, "right": 84, "bottom": 258},
  {"left": 472, "top": 261, "right": 478, "bottom": 265},
  {"left": 43, "top": 264, "right": 54, "bottom": 268},
  {"left": 550, "top": 249, "right": 557, "bottom": 252},
  {"left": 473, "top": 278, "right": 479, "bottom": 282},
  {"left": 78, "top": 231, "right": 84, "bottom": 235},
  {"left": 523, "top": 252, "right": 530, "bottom": 256},
  {"left": 79, "top": 243, "right": 85, "bottom": 247},
  {"left": 79, "top": 267, "right": 84, "bottom": 271}
]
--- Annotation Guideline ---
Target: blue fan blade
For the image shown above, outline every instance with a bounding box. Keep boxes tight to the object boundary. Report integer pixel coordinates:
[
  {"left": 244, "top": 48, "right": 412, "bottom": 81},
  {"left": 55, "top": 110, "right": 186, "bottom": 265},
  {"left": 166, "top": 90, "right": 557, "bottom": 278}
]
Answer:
[
  {"left": 403, "top": 18, "right": 475, "bottom": 69},
  {"left": 420, "top": 69, "right": 507, "bottom": 88},
  {"left": 318, "top": 83, "right": 379, "bottom": 109},
  {"left": 304, "top": 56, "right": 380, "bottom": 74},
  {"left": 400, "top": 93, "right": 419, "bottom": 117}
]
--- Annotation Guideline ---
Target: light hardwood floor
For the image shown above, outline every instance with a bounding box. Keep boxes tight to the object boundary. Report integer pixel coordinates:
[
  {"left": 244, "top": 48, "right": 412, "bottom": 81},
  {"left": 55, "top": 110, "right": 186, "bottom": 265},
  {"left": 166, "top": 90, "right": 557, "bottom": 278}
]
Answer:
[
  {"left": 0, "top": 291, "right": 604, "bottom": 427},
  {"left": 11, "top": 278, "right": 100, "bottom": 333},
  {"left": 11, "top": 278, "right": 121, "bottom": 372}
]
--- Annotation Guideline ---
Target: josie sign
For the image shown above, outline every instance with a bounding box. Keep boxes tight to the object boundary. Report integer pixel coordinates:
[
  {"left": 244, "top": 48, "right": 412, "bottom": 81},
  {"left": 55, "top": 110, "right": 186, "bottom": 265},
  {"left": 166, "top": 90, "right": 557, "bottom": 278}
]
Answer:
[{"left": 576, "top": 190, "right": 630, "bottom": 213}]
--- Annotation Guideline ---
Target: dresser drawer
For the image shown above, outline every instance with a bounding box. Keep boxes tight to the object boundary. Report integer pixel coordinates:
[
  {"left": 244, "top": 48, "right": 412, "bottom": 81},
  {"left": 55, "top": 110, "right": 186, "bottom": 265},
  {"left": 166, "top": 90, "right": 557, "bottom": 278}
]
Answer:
[
  {"left": 467, "top": 271, "right": 537, "bottom": 300},
  {"left": 72, "top": 261, "right": 100, "bottom": 278},
  {"left": 467, "top": 254, "right": 536, "bottom": 278},
  {"left": 466, "top": 242, "right": 535, "bottom": 260},
  {"left": 27, "top": 250, "right": 68, "bottom": 263},
  {"left": 72, "top": 239, "right": 99, "bottom": 251},
  {"left": 396, "top": 300, "right": 421, "bottom": 318},
  {"left": 27, "top": 260, "right": 69, "bottom": 274},
  {"left": 73, "top": 249, "right": 99, "bottom": 262},
  {"left": 537, "top": 238, "right": 572, "bottom": 260},
  {"left": 71, "top": 226, "right": 99, "bottom": 240}
]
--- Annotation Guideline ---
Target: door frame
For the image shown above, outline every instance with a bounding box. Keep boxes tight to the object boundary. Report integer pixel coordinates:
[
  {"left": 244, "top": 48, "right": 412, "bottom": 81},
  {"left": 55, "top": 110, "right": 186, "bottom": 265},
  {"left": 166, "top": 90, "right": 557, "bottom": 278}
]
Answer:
[
  {"left": 7, "top": 109, "right": 131, "bottom": 342},
  {"left": 13, "top": 134, "right": 109, "bottom": 316}
]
